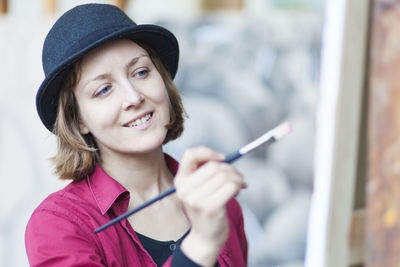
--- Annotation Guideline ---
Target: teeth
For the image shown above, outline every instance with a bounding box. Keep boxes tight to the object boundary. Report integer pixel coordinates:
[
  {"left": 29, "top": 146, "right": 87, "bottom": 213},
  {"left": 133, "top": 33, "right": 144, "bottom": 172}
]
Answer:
[{"left": 126, "top": 113, "right": 151, "bottom": 127}]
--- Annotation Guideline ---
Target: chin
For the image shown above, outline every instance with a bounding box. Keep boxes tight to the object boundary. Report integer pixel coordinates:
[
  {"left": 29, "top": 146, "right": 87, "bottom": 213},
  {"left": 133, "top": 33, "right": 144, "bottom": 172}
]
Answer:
[{"left": 128, "top": 134, "right": 167, "bottom": 153}]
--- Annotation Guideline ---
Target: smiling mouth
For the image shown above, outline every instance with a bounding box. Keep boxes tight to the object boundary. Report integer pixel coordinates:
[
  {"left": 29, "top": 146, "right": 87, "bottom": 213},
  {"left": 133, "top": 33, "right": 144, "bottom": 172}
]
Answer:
[{"left": 124, "top": 112, "right": 153, "bottom": 128}]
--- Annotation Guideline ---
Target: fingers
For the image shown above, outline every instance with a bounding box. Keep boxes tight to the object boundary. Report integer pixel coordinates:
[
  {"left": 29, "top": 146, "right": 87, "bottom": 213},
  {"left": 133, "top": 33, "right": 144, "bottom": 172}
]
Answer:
[
  {"left": 175, "top": 159, "right": 246, "bottom": 215},
  {"left": 176, "top": 161, "right": 230, "bottom": 191},
  {"left": 184, "top": 172, "right": 245, "bottom": 215},
  {"left": 191, "top": 167, "right": 244, "bottom": 199},
  {"left": 174, "top": 146, "right": 246, "bottom": 260},
  {"left": 177, "top": 146, "right": 225, "bottom": 177},
  {"left": 201, "top": 179, "right": 244, "bottom": 211},
  {"left": 179, "top": 162, "right": 245, "bottom": 200}
]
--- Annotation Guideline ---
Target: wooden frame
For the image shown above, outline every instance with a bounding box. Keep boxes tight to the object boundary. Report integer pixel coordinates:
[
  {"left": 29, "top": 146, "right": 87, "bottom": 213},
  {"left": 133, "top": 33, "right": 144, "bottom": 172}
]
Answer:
[
  {"left": 201, "top": 0, "right": 243, "bottom": 11},
  {"left": 366, "top": 1, "right": 400, "bottom": 266},
  {"left": 0, "top": 0, "right": 7, "bottom": 14},
  {"left": 304, "top": 0, "right": 371, "bottom": 266},
  {"left": 42, "top": 0, "right": 129, "bottom": 14},
  {"left": 44, "top": 0, "right": 56, "bottom": 14},
  {"left": 113, "top": 0, "right": 128, "bottom": 10}
]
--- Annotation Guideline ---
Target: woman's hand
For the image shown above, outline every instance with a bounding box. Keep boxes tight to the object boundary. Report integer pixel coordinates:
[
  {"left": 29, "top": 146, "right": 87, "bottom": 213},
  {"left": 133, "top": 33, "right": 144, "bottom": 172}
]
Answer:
[{"left": 174, "top": 146, "right": 246, "bottom": 266}]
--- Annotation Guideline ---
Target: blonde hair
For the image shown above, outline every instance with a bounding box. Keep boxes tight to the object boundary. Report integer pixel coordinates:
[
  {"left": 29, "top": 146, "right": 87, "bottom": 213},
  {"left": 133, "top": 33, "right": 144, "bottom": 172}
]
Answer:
[{"left": 52, "top": 41, "right": 185, "bottom": 181}]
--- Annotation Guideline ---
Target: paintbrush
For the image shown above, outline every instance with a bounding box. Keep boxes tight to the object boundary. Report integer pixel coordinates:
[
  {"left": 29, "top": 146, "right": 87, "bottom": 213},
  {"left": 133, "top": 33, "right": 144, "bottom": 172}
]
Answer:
[{"left": 94, "top": 122, "right": 292, "bottom": 233}]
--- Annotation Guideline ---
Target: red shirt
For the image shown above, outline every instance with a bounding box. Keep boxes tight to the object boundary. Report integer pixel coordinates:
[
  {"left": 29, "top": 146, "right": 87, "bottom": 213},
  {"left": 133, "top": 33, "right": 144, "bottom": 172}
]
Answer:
[{"left": 25, "top": 155, "right": 248, "bottom": 266}]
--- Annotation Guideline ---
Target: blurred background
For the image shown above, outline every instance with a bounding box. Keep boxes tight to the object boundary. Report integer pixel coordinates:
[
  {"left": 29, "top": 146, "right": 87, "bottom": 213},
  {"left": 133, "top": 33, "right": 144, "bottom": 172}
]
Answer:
[{"left": 0, "top": 0, "right": 324, "bottom": 266}]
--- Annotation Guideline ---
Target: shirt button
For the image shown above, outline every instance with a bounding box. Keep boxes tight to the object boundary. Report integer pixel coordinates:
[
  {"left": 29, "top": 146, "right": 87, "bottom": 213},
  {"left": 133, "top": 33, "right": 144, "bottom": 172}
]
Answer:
[{"left": 169, "top": 243, "right": 176, "bottom": 251}]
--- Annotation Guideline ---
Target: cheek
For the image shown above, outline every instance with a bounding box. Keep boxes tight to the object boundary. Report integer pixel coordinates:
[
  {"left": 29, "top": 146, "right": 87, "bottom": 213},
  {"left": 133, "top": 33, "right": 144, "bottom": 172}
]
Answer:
[
  {"left": 157, "top": 82, "right": 170, "bottom": 105},
  {"left": 147, "top": 79, "right": 170, "bottom": 110},
  {"left": 79, "top": 101, "right": 118, "bottom": 132},
  {"left": 160, "top": 90, "right": 172, "bottom": 119}
]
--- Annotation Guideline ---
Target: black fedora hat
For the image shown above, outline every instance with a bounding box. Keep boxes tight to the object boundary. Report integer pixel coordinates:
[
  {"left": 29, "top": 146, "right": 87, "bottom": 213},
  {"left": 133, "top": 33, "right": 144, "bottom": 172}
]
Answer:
[{"left": 36, "top": 3, "right": 179, "bottom": 132}]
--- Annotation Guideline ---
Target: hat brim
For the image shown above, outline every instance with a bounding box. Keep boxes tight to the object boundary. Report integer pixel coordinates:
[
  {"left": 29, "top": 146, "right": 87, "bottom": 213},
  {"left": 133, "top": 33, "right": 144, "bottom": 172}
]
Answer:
[{"left": 36, "top": 24, "right": 179, "bottom": 132}]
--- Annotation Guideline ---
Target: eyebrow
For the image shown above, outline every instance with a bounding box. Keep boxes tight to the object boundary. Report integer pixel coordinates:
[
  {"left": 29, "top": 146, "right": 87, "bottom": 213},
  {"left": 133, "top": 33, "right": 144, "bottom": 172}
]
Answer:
[
  {"left": 81, "top": 54, "right": 148, "bottom": 89},
  {"left": 125, "top": 54, "right": 147, "bottom": 69}
]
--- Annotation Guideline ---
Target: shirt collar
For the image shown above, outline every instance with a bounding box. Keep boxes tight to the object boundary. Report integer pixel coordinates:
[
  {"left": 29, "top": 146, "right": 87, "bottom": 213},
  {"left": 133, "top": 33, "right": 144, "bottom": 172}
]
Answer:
[
  {"left": 87, "top": 164, "right": 128, "bottom": 215},
  {"left": 88, "top": 153, "right": 179, "bottom": 216}
]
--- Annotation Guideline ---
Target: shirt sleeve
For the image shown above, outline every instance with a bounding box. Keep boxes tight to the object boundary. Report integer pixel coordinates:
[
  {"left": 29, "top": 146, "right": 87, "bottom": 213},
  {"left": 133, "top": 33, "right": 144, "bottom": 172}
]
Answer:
[
  {"left": 170, "top": 246, "right": 202, "bottom": 267},
  {"left": 228, "top": 198, "right": 248, "bottom": 265},
  {"left": 25, "top": 209, "right": 105, "bottom": 267},
  {"left": 236, "top": 202, "right": 248, "bottom": 264}
]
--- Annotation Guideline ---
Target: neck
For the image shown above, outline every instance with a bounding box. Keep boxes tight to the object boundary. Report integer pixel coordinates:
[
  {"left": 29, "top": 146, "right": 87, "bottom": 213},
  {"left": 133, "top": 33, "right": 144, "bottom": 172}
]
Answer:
[{"left": 99, "top": 147, "right": 173, "bottom": 201}]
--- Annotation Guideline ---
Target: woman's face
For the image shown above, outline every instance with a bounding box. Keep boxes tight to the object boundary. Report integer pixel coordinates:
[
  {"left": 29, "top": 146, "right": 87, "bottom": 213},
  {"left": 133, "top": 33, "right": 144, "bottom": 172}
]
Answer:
[{"left": 73, "top": 39, "right": 170, "bottom": 159}]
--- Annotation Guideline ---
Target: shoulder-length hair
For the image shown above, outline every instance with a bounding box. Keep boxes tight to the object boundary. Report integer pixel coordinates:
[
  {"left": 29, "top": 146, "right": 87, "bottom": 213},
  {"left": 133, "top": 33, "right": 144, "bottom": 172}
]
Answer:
[{"left": 52, "top": 41, "right": 185, "bottom": 181}]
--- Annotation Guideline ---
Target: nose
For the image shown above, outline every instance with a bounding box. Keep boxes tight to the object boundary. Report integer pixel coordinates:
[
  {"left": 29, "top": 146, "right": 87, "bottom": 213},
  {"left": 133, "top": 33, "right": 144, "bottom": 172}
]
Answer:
[{"left": 121, "top": 83, "right": 144, "bottom": 110}]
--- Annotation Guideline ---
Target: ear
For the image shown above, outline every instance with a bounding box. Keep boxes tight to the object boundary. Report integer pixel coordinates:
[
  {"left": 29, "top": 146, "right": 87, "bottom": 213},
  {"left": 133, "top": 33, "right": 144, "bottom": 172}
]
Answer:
[{"left": 79, "top": 122, "right": 90, "bottom": 135}]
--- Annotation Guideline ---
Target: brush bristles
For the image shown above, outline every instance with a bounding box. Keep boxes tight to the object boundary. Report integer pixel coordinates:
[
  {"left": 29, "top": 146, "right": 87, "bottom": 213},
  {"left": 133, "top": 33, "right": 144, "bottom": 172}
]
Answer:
[
  {"left": 271, "top": 122, "right": 292, "bottom": 140},
  {"left": 239, "top": 121, "right": 292, "bottom": 154}
]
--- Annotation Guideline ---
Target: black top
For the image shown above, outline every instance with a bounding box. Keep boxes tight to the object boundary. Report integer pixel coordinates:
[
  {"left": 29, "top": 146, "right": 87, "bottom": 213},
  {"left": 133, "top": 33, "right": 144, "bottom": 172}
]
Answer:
[
  {"left": 136, "top": 230, "right": 220, "bottom": 267},
  {"left": 135, "top": 230, "right": 195, "bottom": 266}
]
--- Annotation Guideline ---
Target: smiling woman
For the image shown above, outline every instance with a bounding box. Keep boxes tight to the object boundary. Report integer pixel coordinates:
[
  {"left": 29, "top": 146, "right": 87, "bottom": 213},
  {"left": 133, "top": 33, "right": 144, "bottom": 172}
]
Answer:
[
  {"left": 53, "top": 40, "right": 184, "bottom": 182},
  {"left": 75, "top": 40, "right": 171, "bottom": 157},
  {"left": 25, "top": 3, "right": 247, "bottom": 267}
]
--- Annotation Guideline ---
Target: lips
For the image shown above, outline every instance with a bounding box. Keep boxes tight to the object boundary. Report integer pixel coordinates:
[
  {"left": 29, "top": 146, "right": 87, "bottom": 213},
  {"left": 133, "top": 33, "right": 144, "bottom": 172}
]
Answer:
[{"left": 123, "top": 112, "right": 153, "bottom": 127}]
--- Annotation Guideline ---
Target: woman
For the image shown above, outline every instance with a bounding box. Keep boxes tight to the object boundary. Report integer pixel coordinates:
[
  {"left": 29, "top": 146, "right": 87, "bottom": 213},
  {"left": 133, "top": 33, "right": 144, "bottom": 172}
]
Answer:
[{"left": 25, "top": 3, "right": 247, "bottom": 267}]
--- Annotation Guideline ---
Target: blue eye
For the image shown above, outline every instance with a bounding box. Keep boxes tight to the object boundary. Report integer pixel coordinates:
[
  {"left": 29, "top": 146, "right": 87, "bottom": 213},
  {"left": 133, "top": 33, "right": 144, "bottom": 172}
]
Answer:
[
  {"left": 95, "top": 86, "right": 111, "bottom": 97},
  {"left": 136, "top": 69, "right": 149, "bottom": 78}
]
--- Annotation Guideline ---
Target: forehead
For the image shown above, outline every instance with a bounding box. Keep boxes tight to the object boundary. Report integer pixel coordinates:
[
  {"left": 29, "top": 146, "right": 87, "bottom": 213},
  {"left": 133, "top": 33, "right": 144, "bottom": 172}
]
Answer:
[{"left": 80, "top": 39, "right": 149, "bottom": 69}]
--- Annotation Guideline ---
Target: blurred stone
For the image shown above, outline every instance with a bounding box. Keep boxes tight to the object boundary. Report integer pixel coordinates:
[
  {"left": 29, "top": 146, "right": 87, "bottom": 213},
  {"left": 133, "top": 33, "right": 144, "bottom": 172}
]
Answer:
[
  {"left": 280, "top": 48, "right": 317, "bottom": 92},
  {"left": 164, "top": 95, "right": 248, "bottom": 158},
  {"left": 0, "top": 101, "right": 44, "bottom": 218},
  {"left": 239, "top": 202, "right": 264, "bottom": 250},
  {"left": 280, "top": 261, "right": 305, "bottom": 267},
  {"left": 0, "top": 17, "right": 51, "bottom": 98},
  {"left": 220, "top": 70, "right": 283, "bottom": 139},
  {"left": 236, "top": 158, "right": 291, "bottom": 222},
  {"left": 165, "top": 12, "right": 319, "bottom": 267},
  {"left": 250, "top": 189, "right": 311, "bottom": 265},
  {"left": 0, "top": 230, "right": 4, "bottom": 267},
  {"left": 268, "top": 112, "right": 315, "bottom": 185}
]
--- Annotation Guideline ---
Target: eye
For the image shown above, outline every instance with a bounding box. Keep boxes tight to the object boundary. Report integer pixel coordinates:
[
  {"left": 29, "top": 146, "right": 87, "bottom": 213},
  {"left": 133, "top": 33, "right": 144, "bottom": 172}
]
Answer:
[
  {"left": 134, "top": 69, "right": 149, "bottom": 78},
  {"left": 94, "top": 85, "right": 111, "bottom": 97}
]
